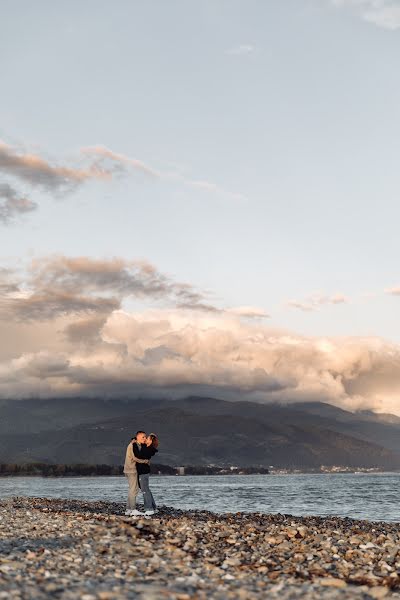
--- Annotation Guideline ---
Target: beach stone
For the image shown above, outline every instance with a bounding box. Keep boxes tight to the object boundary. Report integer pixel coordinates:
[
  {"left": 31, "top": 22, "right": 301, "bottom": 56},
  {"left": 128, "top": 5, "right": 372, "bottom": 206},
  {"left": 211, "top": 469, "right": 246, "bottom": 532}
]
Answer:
[
  {"left": 2, "top": 497, "right": 400, "bottom": 599},
  {"left": 296, "top": 526, "right": 308, "bottom": 538},
  {"left": 368, "top": 587, "right": 389, "bottom": 599},
  {"left": 319, "top": 577, "right": 347, "bottom": 588}
]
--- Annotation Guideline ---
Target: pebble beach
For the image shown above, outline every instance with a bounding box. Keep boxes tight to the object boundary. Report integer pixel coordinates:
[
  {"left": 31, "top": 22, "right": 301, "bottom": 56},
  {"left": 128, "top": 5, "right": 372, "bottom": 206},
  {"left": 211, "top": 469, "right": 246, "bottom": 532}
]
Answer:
[{"left": 1, "top": 497, "right": 400, "bottom": 599}]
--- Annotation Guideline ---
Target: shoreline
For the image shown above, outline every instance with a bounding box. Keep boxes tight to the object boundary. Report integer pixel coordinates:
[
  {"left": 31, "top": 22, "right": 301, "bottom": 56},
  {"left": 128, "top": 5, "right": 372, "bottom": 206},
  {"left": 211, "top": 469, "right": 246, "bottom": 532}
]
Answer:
[
  {"left": 1, "top": 497, "right": 400, "bottom": 599},
  {"left": 1, "top": 470, "right": 400, "bottom": 477}
]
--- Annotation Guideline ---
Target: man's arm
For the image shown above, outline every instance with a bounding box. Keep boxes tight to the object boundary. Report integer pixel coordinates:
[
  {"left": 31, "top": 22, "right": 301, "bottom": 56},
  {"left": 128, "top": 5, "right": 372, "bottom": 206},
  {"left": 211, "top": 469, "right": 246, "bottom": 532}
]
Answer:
[
  {"left": 132, "top": 443, "right": 147, "bottom": 459},
  {"left": 130, "top": 443, "right": 149, "bottom": 464}
]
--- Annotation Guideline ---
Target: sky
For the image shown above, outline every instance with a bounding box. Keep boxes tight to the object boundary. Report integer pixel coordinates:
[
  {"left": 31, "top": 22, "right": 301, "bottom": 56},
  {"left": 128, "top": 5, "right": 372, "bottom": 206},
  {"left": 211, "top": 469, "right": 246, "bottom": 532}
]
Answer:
[{"left": 1, "top": 0, "right": 400, "bottom": 413}]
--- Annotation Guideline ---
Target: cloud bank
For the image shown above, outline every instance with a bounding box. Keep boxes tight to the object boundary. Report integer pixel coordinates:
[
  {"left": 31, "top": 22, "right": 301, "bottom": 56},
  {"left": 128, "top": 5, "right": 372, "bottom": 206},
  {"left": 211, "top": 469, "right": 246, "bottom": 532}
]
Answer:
[{"left": 0, "top": 255, "right": 400, "bottom": 415}]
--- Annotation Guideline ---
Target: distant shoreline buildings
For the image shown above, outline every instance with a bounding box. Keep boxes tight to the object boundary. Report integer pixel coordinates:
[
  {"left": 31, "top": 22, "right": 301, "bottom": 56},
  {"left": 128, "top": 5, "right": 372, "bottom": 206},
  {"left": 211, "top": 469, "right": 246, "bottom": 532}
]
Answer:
[{"left": 0, "top": 463, "right": 392, "bottom": 477}]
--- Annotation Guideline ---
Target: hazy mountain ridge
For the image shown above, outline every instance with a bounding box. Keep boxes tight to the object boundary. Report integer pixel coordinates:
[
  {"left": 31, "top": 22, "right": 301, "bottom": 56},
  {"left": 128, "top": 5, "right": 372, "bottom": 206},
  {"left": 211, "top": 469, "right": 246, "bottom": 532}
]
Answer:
[{"left": 1, "top": 397, "right": 400, "bottom": 469}]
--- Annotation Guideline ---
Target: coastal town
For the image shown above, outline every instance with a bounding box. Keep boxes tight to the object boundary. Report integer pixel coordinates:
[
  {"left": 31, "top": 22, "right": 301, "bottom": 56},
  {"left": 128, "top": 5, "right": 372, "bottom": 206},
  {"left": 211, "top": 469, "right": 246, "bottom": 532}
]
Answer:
[{"left": 0, "top": 463, "right": 388, "bottom": 477}]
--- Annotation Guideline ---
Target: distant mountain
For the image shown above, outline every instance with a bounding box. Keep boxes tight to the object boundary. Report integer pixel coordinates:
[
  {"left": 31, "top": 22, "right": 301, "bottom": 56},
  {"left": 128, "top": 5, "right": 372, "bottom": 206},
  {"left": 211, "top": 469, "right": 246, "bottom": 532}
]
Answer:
[{"left": 0, "top": 397, "right": 400, "bottom": 469}]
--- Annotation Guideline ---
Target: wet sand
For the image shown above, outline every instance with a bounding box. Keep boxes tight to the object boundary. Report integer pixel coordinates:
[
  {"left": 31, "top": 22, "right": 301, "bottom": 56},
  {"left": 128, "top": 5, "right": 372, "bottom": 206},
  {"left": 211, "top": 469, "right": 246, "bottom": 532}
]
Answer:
[{"left": 1, "top": 497, "right": 400, "bottom": 599}]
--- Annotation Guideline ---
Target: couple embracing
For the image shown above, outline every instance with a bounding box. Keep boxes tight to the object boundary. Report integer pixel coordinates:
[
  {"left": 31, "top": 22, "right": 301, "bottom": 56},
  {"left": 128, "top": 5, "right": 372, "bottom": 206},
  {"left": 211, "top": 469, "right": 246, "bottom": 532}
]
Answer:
[{"left": 123, "top": 430, "right": 159, "bottom": 517}]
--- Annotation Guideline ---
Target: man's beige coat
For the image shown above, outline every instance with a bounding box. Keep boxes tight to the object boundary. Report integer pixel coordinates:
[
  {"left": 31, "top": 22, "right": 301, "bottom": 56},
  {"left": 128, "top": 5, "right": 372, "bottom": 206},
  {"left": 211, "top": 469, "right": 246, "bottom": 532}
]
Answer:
[{"left": 123, "top": 442, "right": 148, "bottom": 506}]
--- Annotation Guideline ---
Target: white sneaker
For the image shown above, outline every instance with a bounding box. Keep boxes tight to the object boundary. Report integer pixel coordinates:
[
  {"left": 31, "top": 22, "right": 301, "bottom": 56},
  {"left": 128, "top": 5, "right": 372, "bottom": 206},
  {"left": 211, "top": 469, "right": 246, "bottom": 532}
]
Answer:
[
  {"left": 130, "top": 509, "right": 144, "bottom": 516},
  {"left": 144, "top": 510, "right": 155, "bottom": 516},
  {"left": 125, "top": 509, "right": 132, "bottom": 516}
]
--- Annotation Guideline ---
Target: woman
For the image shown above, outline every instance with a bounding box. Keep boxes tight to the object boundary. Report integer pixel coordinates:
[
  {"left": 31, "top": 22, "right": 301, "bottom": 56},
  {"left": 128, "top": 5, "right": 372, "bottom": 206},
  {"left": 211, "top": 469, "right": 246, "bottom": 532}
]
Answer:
[
  {"left": 133, "top": 433, "right": 159, "bottom": 516},
  {"left": 123, "top": 432, "right": 149, "bottom": 516}
]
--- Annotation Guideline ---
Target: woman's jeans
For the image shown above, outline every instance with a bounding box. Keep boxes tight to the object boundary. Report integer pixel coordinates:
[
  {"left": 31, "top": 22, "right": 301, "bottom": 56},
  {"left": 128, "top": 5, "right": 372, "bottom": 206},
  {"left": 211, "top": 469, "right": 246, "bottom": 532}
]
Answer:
[{"left": 139, "top": 474, "right": 156, "bottom": 511}]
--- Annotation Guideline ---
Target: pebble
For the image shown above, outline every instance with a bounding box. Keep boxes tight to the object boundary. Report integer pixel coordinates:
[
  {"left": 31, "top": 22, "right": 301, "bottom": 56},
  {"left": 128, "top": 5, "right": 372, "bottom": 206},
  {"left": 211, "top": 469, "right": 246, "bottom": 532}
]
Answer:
[{"left": 1, "top": 497, "right": 400, "bottom": 599}]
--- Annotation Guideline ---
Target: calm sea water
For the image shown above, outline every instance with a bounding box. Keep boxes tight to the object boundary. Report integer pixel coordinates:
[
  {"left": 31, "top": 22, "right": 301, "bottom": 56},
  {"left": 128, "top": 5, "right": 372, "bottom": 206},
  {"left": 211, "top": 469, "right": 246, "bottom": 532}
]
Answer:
[{"left": 1, "top": 473, "right": 399, "bottom": 522}]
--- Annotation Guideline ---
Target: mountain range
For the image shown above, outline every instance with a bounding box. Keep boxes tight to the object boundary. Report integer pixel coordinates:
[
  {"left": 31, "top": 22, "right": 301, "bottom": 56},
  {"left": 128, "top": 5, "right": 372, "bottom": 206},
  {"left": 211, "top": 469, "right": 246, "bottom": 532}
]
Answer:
[{"left": 1, "top": 396, "right": 400, "bottom": 469}]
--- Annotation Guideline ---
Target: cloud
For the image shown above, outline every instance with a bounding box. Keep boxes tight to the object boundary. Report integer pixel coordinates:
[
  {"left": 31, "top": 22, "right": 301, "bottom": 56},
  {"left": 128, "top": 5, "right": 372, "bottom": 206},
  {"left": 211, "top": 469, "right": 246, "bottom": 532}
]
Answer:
[
  {"left": 226, "top": 44, "right": 255, "bottom": 56},
  {"left": 0, "top": 140, "right": 116, "bottom": 226},
  {"left": 288, "top": 293, "right": 348, "bottom": 312},
  {"left": 0, "top": 140, "right": 111, "bottom": 191},
  {"left": 181, "top": 177, "right": 245, "bottom": 202},
  {"left": 330, "top": 0, "right": 400, "bottom": 30},
  {"left": 385, "top": 286, "right": 400, "bottom": 296},
  {"left": 63, "top": 315, "right": 109, "bottom": 345},
  {"left": 0, "top": 268, "right": 20, "bottom": 295},
  {"left": 81, "top": 146, "right": 160, "bottom": 179},
  {"left": 83, "top": 145, "right": 245, "bottom": 202},
  {"left": 0, "top": 138, "right": 245, "bottom": 226},
  {"left": 0, "top": 183, "right": 38, "bottom": 224},
  {"left": 0, "top": 255, "right": 219, "bottom": 322},
  {"left": 228, "top": 306, "right": 270, "bottom": 319},
  {"left": 1, "top": 302, "right": 400, "bottom": 415},
  {"left": 2, "top": 254, "right": 400, "bottom": 415}
]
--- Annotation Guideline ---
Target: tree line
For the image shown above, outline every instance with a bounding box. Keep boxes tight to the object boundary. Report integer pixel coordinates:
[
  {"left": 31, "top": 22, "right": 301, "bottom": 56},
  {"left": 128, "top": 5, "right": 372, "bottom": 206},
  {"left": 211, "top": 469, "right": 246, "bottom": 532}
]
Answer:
[
  {"left": 0, "top": 463, "right": 269, "bottom": 476},
  {"left": 0, "top": 463, "right": 176, "bottom": 476}
]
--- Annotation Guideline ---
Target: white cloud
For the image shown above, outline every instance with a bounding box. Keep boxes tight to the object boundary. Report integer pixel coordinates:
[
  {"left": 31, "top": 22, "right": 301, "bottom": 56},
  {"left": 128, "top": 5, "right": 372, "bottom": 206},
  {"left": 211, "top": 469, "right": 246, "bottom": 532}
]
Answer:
[
  {"left": 385, "top": 286, "right": 400, "bottom": 295},
  {"left": 226, "top": 44, "right": 255, "bottom": 56},
  {"left": 81, "top": 146, "right": 160, "bottom": 179},
  {"left": 228, "top": 305, "right": 270, "bottom": 319},
  {"left": 288, "top": 293, "right": 348, "bottom": 312},
  {"left": 329, "top": 0, "right": 400, "bottom": 30}
]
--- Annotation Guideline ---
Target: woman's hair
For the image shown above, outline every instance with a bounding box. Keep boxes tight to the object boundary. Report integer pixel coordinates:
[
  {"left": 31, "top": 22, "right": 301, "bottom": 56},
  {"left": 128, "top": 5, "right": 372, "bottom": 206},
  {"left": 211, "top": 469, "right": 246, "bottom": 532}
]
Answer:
[{"left": 148, "top": 433, "right": 159, "bottom": 449}]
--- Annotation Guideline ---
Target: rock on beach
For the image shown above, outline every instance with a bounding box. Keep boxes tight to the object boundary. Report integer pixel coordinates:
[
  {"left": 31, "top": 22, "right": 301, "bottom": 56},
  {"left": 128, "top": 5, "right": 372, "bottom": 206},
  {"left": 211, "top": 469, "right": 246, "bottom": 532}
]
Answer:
[{"left": 1, "top": 497, "right": 400, "bottom": 599}]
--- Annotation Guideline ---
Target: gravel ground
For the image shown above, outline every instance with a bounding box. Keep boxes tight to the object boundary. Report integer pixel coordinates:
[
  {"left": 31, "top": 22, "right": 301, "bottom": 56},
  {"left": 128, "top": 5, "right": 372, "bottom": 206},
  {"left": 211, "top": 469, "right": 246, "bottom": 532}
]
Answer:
[{"left": 0, "top": 497, "right": 400, "bottom": 599}]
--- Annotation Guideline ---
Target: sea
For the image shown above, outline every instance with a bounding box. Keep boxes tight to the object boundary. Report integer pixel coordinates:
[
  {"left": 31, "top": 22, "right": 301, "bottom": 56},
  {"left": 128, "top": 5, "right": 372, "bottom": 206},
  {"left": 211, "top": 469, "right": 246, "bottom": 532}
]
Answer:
[{"left": 1, "top": 473, "right": 399, "bottom": 522}]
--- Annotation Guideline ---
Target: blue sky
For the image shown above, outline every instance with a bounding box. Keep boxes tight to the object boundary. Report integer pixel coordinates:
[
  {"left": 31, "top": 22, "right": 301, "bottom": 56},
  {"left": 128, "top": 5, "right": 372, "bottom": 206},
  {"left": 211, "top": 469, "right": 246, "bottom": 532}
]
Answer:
[{"left": 1, "top": 1, "right": 400, "bottom": 410}]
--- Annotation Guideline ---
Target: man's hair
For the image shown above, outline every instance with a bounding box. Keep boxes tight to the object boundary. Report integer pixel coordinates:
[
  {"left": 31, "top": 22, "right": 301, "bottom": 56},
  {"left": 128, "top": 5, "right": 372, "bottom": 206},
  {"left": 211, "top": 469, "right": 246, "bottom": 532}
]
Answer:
[{"left": 136, "top": 430, "right": 146, "bottom": 436}]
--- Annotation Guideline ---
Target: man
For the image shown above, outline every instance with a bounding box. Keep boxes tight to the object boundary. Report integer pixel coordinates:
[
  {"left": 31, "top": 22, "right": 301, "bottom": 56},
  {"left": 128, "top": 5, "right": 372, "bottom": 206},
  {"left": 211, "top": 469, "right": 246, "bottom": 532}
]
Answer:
[
  {"left": 123, "top": 431, "right": 149, "bottom": 516},
  {"left": 132, "top": 433, "right": 158, "bottom": 516}
]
